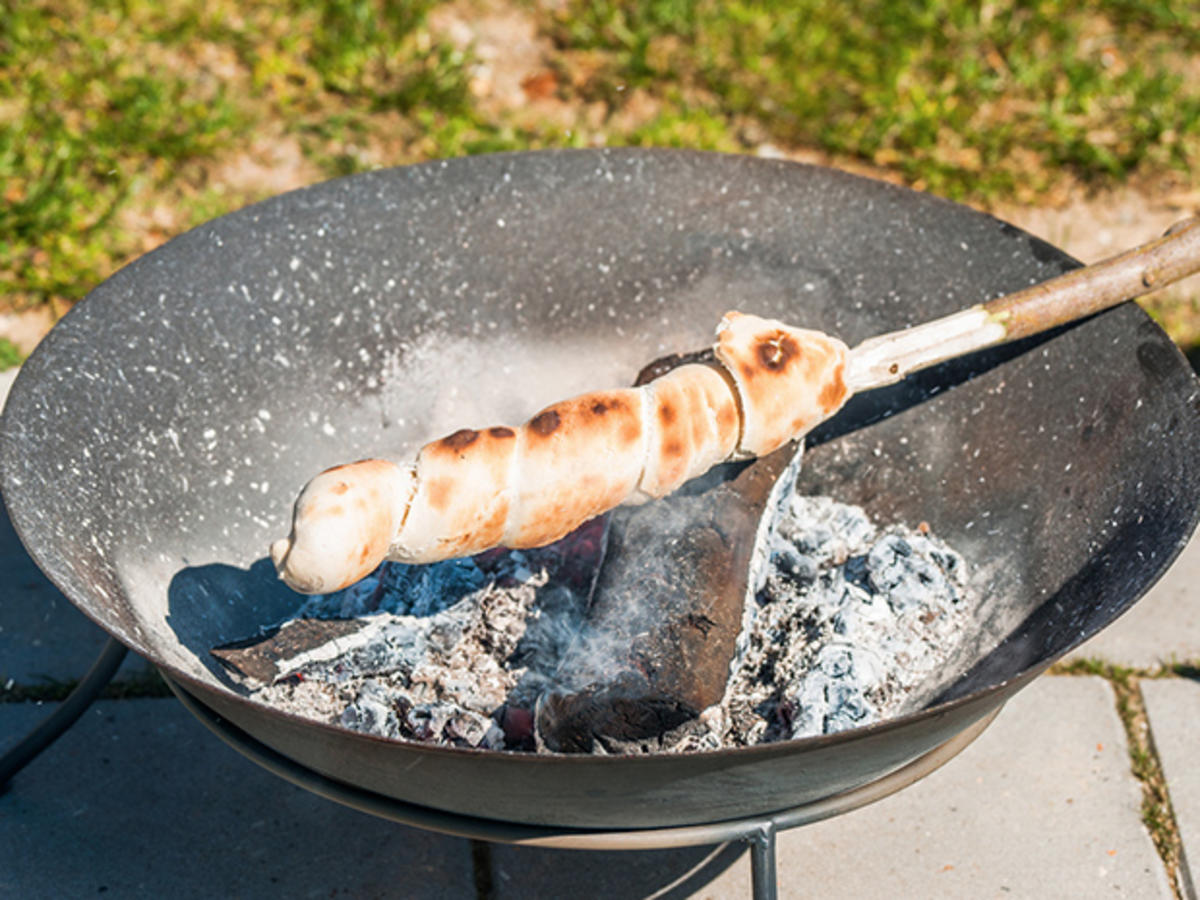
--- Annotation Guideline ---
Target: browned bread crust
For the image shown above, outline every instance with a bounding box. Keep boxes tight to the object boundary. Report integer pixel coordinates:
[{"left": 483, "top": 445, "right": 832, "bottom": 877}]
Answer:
[{"left": 273, "top": 311, "right": 852, "bottom": 592}]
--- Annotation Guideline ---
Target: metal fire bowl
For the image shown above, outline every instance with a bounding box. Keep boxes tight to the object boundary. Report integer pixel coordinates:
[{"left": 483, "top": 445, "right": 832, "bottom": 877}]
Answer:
[{"left": 3, "top": 149, "right": 1199, "bottom": 830}]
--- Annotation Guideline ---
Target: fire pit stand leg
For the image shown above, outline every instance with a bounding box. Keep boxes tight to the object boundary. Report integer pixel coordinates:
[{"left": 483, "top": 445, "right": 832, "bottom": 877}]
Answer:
[
  {"left": 747, "top": 822, "right": 778, "bottom": 900},
  {"left": 0, "top": 637, "right": 127, "bottom": 791}
]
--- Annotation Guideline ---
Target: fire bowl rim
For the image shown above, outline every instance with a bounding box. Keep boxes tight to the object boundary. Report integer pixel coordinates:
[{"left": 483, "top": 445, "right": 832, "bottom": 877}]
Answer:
[{"left": 3, "top": 148, "right": 1197, "bottom": 827}]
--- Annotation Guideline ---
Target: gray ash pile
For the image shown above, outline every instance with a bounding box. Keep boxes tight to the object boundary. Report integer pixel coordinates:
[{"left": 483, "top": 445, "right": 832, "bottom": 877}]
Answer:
[
  {"left": 215, "top": 495, "right": 969, "bottom": 754},
  {"left": 688, "top": 496, "right": 968, "bottom": 750},
  {"left": 214, "top": 518, "right": 607, "bottom": 750}
]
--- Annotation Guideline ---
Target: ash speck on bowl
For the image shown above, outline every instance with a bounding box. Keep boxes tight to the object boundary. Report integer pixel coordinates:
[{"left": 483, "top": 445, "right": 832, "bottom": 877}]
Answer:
[{"left": 223, "top": 497, "right": 970, "bottom": 754}]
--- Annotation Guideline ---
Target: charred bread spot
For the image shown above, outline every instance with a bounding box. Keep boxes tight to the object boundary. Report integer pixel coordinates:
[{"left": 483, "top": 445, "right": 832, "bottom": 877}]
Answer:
[
  {"left": 755, "top": 332, "right": 799, "bottom": 372},
  {"left": 662, "top": 439, "right": 684, "bottom": 460},
  {"left": 529, "top": 408, "right": 562, "bottom": 436},
  {"left": 620, "top": 420, "right": 643, "bottom": 445},
  {"left": 329, "top": 481, "right": 350, "bottom": 496},
  {"left": 489, "top": 426, "right": 516, "bottom": 439},
  {"left": 658, "top": 400, "right": 677, "bottom": 425},
  {"left": 441, "top": 428, "right": 480, "bottom": 450},
  {"left": 359, "top": 545, "right": 372, "bottom": 564},
  {"left": 319, "top": 504, "right": 344, "bottom": 520},
  {"left": 599, "top": 394, "right": 634, "bottom": 419}
]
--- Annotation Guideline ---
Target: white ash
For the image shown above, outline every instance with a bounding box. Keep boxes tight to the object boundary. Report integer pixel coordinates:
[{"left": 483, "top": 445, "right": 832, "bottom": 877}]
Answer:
[
  {"left": 241, "top": 498, "right": 969, "bottom": 753},
  {"left": 245, "top": 546, "right": 586, "bottom": 749},
  {"left": 665, "top": 496, "right": 968, "bottom": 753}
]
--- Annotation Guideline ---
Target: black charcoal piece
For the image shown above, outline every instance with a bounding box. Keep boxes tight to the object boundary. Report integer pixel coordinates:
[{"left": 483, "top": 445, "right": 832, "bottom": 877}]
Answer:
[{"left": 211, "top": 618, "right": 367, "bottom": 684}]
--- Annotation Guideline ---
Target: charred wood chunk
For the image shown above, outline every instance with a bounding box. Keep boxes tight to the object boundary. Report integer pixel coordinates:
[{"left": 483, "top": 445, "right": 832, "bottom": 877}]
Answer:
[
  {"left": 211, "top": 617, "right": 365, "bottom": 684},
  {"left": 536, "top": 445, "right": 796, "bottom": 752},
  {"left": 537, "top": 673, "right": 695, "bottom": 753}
]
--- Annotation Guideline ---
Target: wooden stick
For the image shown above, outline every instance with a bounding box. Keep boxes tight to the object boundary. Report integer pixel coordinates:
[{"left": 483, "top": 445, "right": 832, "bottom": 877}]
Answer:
[{"left": 846, "top": 217, "right": 1200, "bottom": 392}]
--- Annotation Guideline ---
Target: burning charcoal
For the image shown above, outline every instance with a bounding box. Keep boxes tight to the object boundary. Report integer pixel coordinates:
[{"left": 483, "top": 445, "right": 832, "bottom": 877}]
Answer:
[
  {"left": 658, "top": 706, "right": 727, "bottom": 754},
  {"left": 832, "top": 587, "right": 894, "bottom": 638},
  {"left": 529, "top": 515, "right": 609, "bottom": 596},
  {"left": 392, "top": 701, "right": 505, "bottom": 749},
  {"left": 502, "top": 587, "right": 589, "bottom": 713},
  {"left": 537, "top": 447, "right": 797, "bottom": 752},
  {"left": 816, "top": 645, "right": 886, "bottom": 729},
  {"left": 313, "top": 574, "right": 385, "bottom": 618}
]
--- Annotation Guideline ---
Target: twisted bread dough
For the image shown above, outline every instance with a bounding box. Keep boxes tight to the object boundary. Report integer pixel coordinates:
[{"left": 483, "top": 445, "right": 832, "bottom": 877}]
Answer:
[{"left": 271, "top": 311, "right": 849, "bottom": 593}]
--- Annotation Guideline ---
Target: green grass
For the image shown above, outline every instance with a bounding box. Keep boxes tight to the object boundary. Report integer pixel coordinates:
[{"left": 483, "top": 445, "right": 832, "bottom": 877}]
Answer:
[
  {"left": 1, "top": 1, "right": 242, "bottom": 305},
  {"left": 0, "top": 668, "right": 173, "bottom": 703},
  {"left": 544, "top": 0, "right": 1200, "bottom": 201},
  {"left": 1050, "top": 658, "right": 1186, "bottom": 893},
  {"left": 2, "top": 0, "right": 1199, "bottom": 322},
  {"left": 0, "top": 0, "right": 480, "bottom": 309},
  {"left": 0, "top": 338, "right": 23, "bottom": 371}
]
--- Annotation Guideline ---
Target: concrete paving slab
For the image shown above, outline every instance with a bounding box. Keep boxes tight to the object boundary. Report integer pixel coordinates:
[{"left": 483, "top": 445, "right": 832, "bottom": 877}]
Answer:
[
  {"left": 1068, "top": 524, "right": 1200, "bottom": 669},
  {"left": 703, "top": 676, "right": 1171, "bottom": 898},
  {"left": 1, "top": 493, "right": 153, "bottom": 685},
  {"left": 492, "top": 677, "right": 1172, "bottom": 899},
  {"left": 0, "top": 699, "right": 477, "bottom": 899},
  {"left": 488, "top": 841, "right": 747, "bottom": 899},
  {"left": 1142, "top": 677, "right": 1200, "bottom": 899}
]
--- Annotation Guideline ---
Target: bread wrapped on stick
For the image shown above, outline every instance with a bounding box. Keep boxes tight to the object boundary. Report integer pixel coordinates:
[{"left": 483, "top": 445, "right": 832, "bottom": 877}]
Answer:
[
  {"left": 270, "top": 310, "right": 849, "bottom": 593},
  {"left": 272, "top": 217, "right": 1200, "bottom": 593}
]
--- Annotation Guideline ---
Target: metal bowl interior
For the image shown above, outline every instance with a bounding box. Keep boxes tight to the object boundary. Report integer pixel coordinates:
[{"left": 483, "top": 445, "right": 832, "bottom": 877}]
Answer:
[{"left": 3, "top": 149, "right": 1198, "bottom": 829}]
